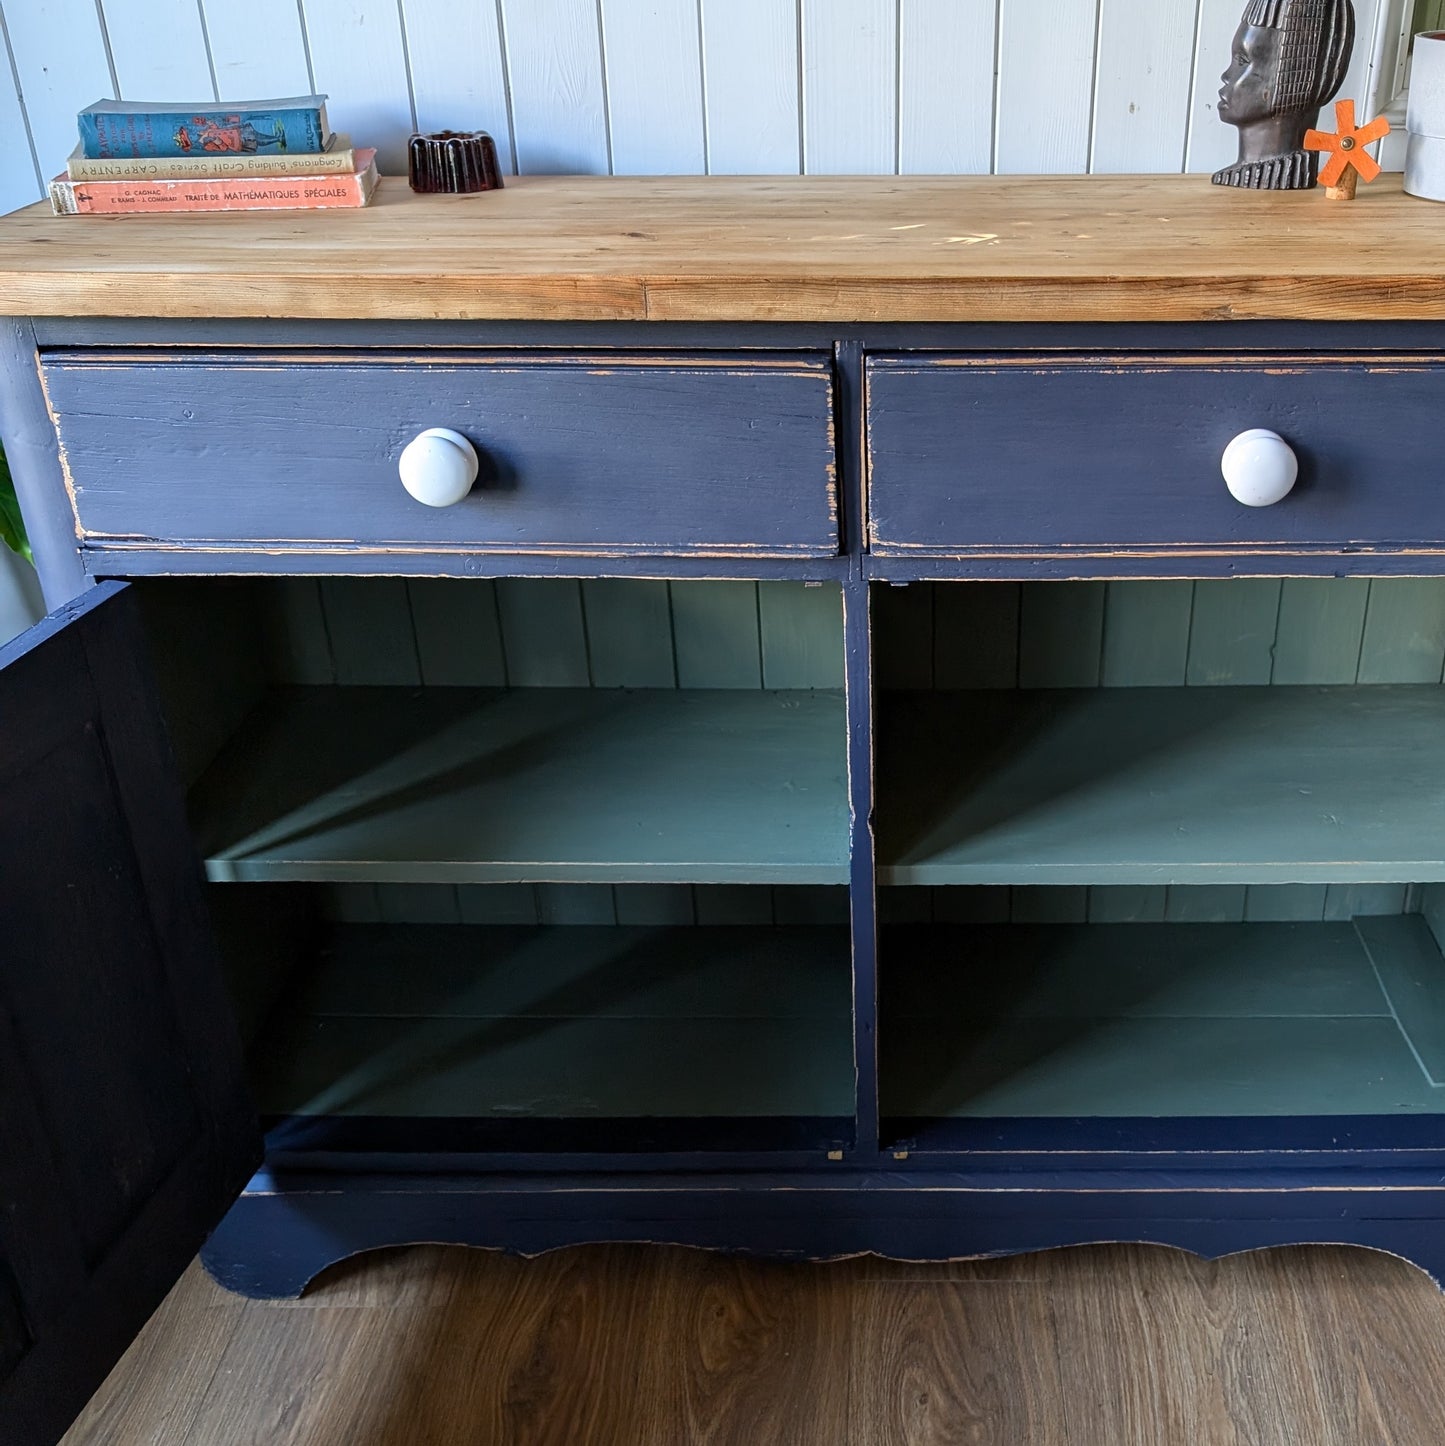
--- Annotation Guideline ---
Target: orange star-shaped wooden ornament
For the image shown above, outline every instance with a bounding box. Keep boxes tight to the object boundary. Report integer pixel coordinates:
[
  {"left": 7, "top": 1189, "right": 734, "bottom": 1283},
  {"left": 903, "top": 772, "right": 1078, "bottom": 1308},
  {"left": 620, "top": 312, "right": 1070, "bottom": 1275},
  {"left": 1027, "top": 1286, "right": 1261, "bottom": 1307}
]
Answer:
[{"left": 1304, "top": 98, "right": 1391, "bottom": 201}]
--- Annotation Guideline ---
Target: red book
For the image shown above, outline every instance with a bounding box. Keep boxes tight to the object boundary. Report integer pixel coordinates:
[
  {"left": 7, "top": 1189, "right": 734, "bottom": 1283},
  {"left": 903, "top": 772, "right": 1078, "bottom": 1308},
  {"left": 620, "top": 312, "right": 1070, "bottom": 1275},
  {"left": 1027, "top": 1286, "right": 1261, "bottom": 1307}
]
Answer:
[{"left": 50, "top": 150, "right": 378, "bottom": 214}]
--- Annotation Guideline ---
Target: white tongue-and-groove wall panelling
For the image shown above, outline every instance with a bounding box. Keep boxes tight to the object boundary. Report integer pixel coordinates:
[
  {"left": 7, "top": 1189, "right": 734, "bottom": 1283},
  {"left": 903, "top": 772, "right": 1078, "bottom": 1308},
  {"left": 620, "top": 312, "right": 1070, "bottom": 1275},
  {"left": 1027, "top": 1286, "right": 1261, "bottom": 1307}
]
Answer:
[{"left": 0, "top": 0, "right": 1398, "bottom": 218}]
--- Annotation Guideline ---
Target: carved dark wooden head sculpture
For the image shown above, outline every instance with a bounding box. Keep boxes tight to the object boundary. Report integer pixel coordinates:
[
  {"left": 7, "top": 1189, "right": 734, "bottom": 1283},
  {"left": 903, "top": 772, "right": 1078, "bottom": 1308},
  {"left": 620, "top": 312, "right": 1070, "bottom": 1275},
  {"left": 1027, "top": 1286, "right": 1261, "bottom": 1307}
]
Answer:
[{"left": 1213, "top": 0, "right": 1355, "bottom": 189}]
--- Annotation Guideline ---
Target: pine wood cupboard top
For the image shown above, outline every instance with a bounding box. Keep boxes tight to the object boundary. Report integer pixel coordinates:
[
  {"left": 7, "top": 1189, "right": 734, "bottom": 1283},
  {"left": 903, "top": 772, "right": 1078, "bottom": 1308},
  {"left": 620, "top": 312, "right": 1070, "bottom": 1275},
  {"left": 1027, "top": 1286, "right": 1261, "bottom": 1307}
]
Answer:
[{"left": 0, "top": 173, "right": 1442, "bottom": 323}]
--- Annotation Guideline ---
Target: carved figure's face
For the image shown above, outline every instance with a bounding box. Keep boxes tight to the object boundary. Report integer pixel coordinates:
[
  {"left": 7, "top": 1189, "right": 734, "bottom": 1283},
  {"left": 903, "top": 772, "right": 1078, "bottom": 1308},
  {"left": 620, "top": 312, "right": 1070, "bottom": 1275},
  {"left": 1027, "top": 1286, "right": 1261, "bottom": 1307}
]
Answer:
[{"left": 1218, "top": 23, "right": 1284, "bottom": 124}]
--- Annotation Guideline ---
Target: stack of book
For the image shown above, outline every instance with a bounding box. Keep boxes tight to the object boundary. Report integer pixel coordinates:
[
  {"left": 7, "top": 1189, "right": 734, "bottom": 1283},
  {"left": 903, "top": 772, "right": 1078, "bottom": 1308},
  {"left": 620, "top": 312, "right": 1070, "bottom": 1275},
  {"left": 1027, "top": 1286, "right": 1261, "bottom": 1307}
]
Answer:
[{"left": 49, "top": 95, "right": 379, "bottom": 216}]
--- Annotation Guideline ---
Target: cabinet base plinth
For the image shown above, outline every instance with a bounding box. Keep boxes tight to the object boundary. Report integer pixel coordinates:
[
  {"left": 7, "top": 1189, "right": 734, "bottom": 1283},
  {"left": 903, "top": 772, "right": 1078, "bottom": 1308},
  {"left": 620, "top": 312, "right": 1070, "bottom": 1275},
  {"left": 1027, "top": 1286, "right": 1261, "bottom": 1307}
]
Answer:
[{"left": 200, "top": 1167, "right": 1445, "bottom": 1299}]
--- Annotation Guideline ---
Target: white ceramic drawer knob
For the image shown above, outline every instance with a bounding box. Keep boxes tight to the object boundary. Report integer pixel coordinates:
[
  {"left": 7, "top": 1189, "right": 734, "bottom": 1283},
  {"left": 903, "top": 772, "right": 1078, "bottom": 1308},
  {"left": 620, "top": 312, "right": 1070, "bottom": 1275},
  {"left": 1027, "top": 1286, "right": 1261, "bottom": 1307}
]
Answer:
[
  {"left": 1221, "top": 428, "right": 1297, "bottom": 508},
  {"left": 398, "top": 427, "right": 479, "bottom": 507}
]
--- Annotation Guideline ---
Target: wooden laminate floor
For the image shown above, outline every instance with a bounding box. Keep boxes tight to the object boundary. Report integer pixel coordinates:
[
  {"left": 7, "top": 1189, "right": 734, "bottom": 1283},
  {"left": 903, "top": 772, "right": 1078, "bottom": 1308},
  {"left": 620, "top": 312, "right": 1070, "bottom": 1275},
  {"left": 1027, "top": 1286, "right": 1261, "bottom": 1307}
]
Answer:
[{"left": 62, "top": 1243, "right": 1445, "bottom": 1445}]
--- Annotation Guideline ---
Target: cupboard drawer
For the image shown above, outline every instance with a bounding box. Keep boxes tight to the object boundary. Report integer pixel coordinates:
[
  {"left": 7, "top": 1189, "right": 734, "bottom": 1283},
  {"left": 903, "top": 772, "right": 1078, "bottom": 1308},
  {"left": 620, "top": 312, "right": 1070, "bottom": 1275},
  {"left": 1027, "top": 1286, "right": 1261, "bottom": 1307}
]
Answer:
[
  {"left": 866, "top": 354, "right": 1445, "bottom": 557},
  {"left": 44, "top": 352, "right": 839, "bottom": 559}
]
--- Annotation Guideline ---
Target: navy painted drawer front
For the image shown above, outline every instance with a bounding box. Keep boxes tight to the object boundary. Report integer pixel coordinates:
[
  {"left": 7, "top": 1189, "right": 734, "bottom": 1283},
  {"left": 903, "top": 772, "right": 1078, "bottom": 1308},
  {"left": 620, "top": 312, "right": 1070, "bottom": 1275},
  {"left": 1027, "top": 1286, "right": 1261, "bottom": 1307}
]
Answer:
[
  {"left": 43, "top": 352, "right": 839, "bottom": 558},
  {"left": 866, "top": 354, "right": 1445, "bottom": 556}
]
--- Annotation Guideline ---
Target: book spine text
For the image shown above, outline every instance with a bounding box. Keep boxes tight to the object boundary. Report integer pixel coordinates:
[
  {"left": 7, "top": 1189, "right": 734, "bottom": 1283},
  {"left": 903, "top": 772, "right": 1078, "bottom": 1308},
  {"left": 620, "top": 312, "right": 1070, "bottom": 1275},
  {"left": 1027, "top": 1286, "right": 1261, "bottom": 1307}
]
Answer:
[
  {"left": 68, "top": 148, "right": 352, "bottom": 181},
  {"left": 50, "top": 162, "right": 376, "bottom": 215},
  {"left": 80, "top": 106, "right": 326, "bottom": 160}
]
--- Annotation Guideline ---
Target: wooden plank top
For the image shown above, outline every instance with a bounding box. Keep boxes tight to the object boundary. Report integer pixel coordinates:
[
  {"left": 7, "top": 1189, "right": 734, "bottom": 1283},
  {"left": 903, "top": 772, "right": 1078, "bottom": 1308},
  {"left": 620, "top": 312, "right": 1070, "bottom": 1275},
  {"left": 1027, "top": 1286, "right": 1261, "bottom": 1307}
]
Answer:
[{"left": 0, "top": 173, "right": 1443, "bottom": 323}]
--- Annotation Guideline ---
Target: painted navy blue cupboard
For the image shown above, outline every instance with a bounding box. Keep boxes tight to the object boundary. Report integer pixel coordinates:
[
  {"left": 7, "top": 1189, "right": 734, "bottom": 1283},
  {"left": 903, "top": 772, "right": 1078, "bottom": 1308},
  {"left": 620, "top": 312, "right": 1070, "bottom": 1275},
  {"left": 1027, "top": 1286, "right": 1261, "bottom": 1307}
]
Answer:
[
  {"left": 9, "top": 310, "right": 1445, "bottom": 1443},
  {"left": 0, "top": 583, "right": 259, "bottom": 1444}
]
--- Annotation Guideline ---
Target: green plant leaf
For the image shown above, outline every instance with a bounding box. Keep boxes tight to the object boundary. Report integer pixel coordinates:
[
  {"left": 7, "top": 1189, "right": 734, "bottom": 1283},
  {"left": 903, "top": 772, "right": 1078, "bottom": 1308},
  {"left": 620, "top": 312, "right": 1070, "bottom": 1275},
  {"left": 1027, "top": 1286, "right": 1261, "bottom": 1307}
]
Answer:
[{"left": 0, "top": 445, "right": 33, "bottom": 563}]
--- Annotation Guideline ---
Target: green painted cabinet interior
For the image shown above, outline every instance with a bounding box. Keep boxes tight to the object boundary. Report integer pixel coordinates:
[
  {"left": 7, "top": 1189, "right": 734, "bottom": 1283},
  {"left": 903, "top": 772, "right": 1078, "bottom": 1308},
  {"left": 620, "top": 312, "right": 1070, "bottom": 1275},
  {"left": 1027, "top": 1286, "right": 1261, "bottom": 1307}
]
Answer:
[
  {"left": 131, "top": 571, "right": 1445, "bottom": 1145},
  {"left": 137, "top": 576, "right": 855, "bottom": 1145},
  {"left": 873, "top": 578, "right": 1445, "bottom": 1132}
]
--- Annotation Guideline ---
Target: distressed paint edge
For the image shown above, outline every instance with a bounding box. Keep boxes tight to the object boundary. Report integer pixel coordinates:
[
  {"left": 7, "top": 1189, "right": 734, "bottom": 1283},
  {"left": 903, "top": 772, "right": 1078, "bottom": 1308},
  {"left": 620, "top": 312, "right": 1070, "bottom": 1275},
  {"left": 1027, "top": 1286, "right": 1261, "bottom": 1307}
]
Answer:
[
  {"left": 14, "top": 275, "right": 1445, "bottom": 323},
  {"left": 0, "top": 317, "right": 88, "bottom": 606}
]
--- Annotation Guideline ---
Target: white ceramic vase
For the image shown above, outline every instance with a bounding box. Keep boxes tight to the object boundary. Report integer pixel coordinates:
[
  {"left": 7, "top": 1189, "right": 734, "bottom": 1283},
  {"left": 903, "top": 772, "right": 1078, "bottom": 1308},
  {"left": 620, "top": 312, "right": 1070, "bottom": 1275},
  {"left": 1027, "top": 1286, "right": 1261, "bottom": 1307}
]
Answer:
[{"left": 1406, "top": 31, "right": 1445, "bottom": 201}]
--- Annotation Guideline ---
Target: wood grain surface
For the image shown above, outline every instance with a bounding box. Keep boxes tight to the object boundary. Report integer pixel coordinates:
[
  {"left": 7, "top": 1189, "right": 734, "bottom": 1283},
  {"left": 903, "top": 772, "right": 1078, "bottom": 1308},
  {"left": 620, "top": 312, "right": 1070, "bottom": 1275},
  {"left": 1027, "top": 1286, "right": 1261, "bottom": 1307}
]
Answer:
[
  {"left": 4, "top": 174, "right": 1445, "bottom": 321},
  {"left": 60, "top": 1243, "right": 1445, "bottom": 1445}
]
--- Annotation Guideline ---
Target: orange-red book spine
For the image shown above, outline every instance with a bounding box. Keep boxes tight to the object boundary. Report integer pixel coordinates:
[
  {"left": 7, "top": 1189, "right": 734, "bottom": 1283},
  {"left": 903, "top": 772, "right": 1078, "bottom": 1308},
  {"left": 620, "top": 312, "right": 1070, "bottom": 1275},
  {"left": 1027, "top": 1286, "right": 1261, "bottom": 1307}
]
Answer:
[{"left": 50, "top": 150, "right": 378, "bottom": 214}]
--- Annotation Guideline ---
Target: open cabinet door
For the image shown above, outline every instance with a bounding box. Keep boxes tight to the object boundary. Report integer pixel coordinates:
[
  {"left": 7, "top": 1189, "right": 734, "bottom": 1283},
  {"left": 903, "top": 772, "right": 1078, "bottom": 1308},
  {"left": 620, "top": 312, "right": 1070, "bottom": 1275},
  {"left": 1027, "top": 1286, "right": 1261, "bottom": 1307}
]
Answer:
[{"left": 0, "top": 581, "right": 262, "bottom": 1446}]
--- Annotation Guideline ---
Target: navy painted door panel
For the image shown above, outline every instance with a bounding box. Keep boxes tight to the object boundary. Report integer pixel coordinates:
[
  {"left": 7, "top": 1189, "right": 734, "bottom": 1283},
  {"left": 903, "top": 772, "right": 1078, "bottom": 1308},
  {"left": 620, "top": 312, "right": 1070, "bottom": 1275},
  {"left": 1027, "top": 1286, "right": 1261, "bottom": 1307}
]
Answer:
[
  {"left": 42, "top": 352, "right": 840, "bottom": 559},
  {"left": 866, "top": 354, "right": 1445, "bottom": 556},
  {"left": 0, "top": 583, "right": 259, "bottom": 1445}
]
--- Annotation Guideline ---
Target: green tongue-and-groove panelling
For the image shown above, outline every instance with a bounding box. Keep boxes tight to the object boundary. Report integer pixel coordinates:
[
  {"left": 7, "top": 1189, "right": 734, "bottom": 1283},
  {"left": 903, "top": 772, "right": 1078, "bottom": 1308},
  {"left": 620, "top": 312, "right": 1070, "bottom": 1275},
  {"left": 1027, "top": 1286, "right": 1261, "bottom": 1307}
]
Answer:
[
  {"left": 259, "top": 575, "right": 847, "bottom": 928},
  {"left": 154, "top": 573, "right": 1445, "bottom": 928},
  {"left": 876, "top": 577, "right": 1445, "bottom": 928}
]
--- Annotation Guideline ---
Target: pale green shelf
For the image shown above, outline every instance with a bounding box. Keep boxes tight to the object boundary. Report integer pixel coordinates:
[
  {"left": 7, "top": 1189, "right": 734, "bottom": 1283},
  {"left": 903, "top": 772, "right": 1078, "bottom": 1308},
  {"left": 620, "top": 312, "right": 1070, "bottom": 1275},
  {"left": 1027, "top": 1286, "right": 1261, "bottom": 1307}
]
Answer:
[
  {"left": 249, "top": 923, "right": 854, "bottom": 1119},
  {"left": 193, "top": 686, "right": 849, "bottom": 885},
  {"left": 882, "top": 920, "right": 1445, "bottom": 1119},
  {"left": 881, "top": 686, "right": 1445, "bottom": 886}
]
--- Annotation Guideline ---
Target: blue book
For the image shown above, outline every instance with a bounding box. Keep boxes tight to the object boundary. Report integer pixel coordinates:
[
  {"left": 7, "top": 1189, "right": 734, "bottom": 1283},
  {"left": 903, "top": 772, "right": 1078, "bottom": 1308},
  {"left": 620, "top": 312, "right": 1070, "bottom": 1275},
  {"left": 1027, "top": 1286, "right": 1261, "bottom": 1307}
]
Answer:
[{"left": 77, "top": 95, "right": 330, "bottom": 160}]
